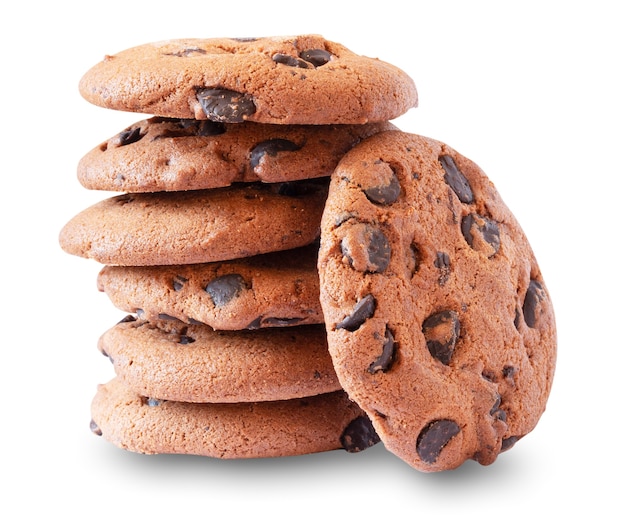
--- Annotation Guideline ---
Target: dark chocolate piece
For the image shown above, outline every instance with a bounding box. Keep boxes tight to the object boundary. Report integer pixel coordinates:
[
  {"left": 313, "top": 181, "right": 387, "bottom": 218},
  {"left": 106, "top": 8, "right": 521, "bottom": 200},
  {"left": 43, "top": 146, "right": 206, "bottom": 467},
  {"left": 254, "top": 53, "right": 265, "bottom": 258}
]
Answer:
[
  {"left": 116, "top": 126, "right": 145, "bottom": 147},
  {"left": 439, "top": 155, "right": 474, "bottom": 204},
  {"left": 89, "top": 420, "right": 102, "bottom": 436},
  {"left": 461, "top": 213, "right": 501, "bottom": 257},
  {"left": 272, "top": 53, "right": 312, "bottom": 69},
  {"left": 204, "top": 274, "right": 248, "bottom": 307},
  {"left": 341, "top": 416, "right": 380, "bottom": 452},
  {"left": 500, "top": 436, "right": 519, "bottom": 452},
  {"left": 422, "top": 310, "right": 460, "bottom": 365},
  {"left": 341, "top": 224, "right": 391, "bottom": 273},
  {"left": 434, "top": 251, "right": 451, "bottom": 285},
  {"left": 364, "top": 171, "right": 401, "bottom": 205},
  {"left": 299, "top": 49, "right": 332, "bottom": 66},
  {"left": 416, "top": 419, "right": 460, "bottom": 463},
  {"left": 368, "top": 327, "right": 396, "bottom": 373},
  {"left": 336, "top": 294, "right": 376, "bottom": 332},
  {"left": 172, "top": 275, "right": 188, "bottom": 292},
  {"left": 523, "top": 280, "right": 546, "bottom": 328},
  {"left": 250, "top": 139, "right": 301, "bottom": 169},
  {"left": 196, "top": 88, "right": 256, "bottom": 123}
]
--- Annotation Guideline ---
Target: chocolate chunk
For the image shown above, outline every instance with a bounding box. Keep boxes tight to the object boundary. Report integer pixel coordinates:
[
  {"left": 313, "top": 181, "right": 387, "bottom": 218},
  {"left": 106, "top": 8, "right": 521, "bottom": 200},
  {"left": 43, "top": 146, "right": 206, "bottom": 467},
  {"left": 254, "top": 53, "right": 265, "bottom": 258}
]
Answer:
[
  {"left": 196, "top": 88, "right": 256, "bottom": 123},
  {"left": 246, "top": 315, "right": 310, "bottom": 329},
  {"left": 196, "top": 120, "right": 227, "bottom": 136},
  {"left": 523, "top": 280, "right": 546, "bottom": 328},
  {"left": 514, "top": 307, "right": 522, "bottom": 330},
  {"left": 245, "top": 316, "right": 263, "bottom": 330},
  {"left": 250, "top": 139, "right": 301, "bottom": 169},
  {"left": 416, "top": 419, "right": 460, "bottom": 464},
  {"left": 204, "top": 274, "right": 248, "bottom": 307},
  {"left": 461, "top": 213, "right": 500, "bottom": 257},
  {"left": 299, "top": 49, "right": 332, "bottom": 67},
  {"left": 158, "top": 313, "right": 183, "bottom": 322},
  {"left": 114, "top": 194, "right": 134, "bottom": 205},
  {"left": 336, "top": 294, "right": 376, "bottom": 332},
  {"left": 434, "top": 251, "right": 451, "bottom": 285},
  {"left": 144, "top": 397, "right": 164, "bottom": 407},
  {"left": 260, "top": 317, "right": 306, "bottom": 327},
  {"left": 368, "top": 327, "right": 396, "bottom": 373},
  {"left": 502, "top": 365, "right": 517, "bottom": 380},
  {"left": 364, "top": 171, "right": 401, "bottom": 205},
  {"left": 500, "top": 435, "right": 519, "bottom": 452},
  {"left": 158, "top": 119, "right": 226, "bottom": 138},
  {"left": 422, "top": 310, "right": 460, "bottom": 365},
  {"left": 439, "top": 155, "right": 474, "bottom": 203},
  {"left": 179, "top": 334, "right": 195, "bottom": 344},
  {"left": 409, "top": 242, "right": 422, "bottom": 275},
  {"left": 89, "top": 420, "right": 102, "bottom": 436},
  {"left": 172, "top": 275, "right": 188, "bottom": 291},
  {"left": 118, "top": 314, "right": 136, "bottom": 324},
  {"left": 341, "top": 224, "right": 391, "bottom": 273},
  {"left": 272, "top": 53, "right": 312, "bottom": 69},
  {"left": 164, "top": 47, "right": 207, "bottom": 57},
  {"left": 340, "top": 415, "right": 380, "bottom": 452},
  {"left": 276, "top": 180, "right": 326, "bottom": 196},
  {"left": 116, "top": 126, "right": 145, "bottom": 147},
  {"left": 490, "top": 395, "right": 507, "bottom": 422}
]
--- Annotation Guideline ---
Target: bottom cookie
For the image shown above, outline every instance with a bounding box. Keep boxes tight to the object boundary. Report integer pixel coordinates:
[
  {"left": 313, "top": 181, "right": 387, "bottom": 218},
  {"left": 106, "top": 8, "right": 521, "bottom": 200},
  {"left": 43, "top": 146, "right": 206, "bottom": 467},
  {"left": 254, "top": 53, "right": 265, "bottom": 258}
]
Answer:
[{"left": 90, "top": 377, "right": 380, "bottom": 458}]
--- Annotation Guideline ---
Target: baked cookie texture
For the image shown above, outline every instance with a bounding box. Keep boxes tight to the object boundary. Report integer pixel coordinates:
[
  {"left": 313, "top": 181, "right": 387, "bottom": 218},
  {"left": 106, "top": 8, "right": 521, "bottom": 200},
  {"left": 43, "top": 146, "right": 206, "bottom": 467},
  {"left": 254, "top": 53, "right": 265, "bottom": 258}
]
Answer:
[
  {"left": 98, "top": 316, "right": 340, "bottom": 403},
  {"left": 91, "top": 377, "right": 379, "bottom": 458},
  {"left": 62, "top": 34, "right": 557, "bottom": 470},
  {"left": 59, "top": 180, "right": 328, "bottom": 266},
  {"left": 78, "top": 35, "right": 418, "bottom": 125},
  {"left": 78, "top": 117, "right": 397, "bottom": 192},
  {"left": 317, "top": 130, "right": 557, "bottom": 472},
  {"left": 97, "top": 244, "right": 322, "bottom": 331}
]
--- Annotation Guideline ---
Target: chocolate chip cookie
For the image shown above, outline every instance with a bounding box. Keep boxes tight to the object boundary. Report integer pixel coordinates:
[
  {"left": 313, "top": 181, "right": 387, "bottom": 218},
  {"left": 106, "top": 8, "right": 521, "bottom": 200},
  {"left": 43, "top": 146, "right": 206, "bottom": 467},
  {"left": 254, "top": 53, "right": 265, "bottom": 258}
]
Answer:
[
  {"left": 97, "top": 243, "right": 322, "bottom": 331},
  {"left": 78, "top": 117, "right": 396, "bottom": 192},
  {"left": 317, "top": 130, "right": 557, "bottom": 472},
  {"left": 98, "top": 316, "right": 340, "bottom": 403},
  {"left": 79, "top": 35, "right": 418, "bottom": 125},
  {"left": 59, "top": 180, "right": 327, "bottom": 266},
  {"left": 90, "top": 377, "right": 380, "bottom": 458}
]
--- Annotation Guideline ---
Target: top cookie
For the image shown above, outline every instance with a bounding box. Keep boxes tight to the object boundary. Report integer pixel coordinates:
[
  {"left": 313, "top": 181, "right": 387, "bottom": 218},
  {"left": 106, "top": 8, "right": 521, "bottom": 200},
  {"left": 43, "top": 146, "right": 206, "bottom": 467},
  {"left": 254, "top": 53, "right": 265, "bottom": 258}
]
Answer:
[
  {"left": 78, "top": 35, "right": 418, "bottom": 125},
  {"left": 318, "top": 130, "right": 557, "bottom": 472}
]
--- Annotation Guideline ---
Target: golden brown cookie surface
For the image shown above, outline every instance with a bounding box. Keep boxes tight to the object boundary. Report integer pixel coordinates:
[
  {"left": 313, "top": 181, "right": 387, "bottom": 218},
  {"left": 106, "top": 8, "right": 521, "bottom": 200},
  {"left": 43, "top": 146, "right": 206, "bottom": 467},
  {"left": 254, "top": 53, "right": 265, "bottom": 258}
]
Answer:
[
  {"left": 97, "top": 244, "right": 322, "bottom": 331},
  {"left": 98, "top": 317, "right": 340, "bottom": 403},
  {"left": 59, "top": 180, "right": 327, "bottom": 266},
  {"left": 318, "top": 130, "right": 557, "bottom": 472},
  {"left": 90, "top": 377, "right": 380, "bottom": 458},
  {"left": 79, "top": 117, "right": 397, "bottom": 192},
  {"left": 79, "top": 35, "right": 418, "bottom": 125}
]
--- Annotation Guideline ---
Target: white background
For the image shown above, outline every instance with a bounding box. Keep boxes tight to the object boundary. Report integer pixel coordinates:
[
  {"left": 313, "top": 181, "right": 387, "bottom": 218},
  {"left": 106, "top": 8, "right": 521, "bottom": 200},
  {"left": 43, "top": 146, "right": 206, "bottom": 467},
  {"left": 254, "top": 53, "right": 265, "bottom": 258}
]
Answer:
[{"left": 3, "top": 1, "right": 623, "bottom": 522}]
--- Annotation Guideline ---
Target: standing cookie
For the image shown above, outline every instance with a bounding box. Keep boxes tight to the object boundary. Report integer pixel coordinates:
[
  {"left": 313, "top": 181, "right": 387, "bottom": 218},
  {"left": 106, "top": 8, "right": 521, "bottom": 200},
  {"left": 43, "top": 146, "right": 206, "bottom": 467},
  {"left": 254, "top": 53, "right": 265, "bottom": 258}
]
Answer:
[
  {"left": 78, "top": 117, "right": 396, "bottom": 192},
  {"left": 318, "top": 130, "right": 557, "bottom": 472},
  {"left": 90, "top": 377, "right": 380, "bottom": 458},
  {"left": 59, "top": 180, "right": 327, "bottom": 266},
  {"left": 79, "top": 35, "right": 417, "bottom": 124}
]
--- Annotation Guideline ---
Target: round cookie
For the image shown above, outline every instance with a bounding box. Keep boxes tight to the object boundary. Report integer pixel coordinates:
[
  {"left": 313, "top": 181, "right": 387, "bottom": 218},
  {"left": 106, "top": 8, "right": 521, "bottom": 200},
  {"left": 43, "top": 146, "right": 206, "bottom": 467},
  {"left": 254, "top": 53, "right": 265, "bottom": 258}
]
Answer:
[
  {"left": 97, "top": 244, "right": 322, "bottom": 331},
  {"left": 78, "top": 35, "right": 418, "bottom": 125},
  {"left": 90, "top": 377, "right": 380, "bottom": 458},
  {"left": 78, "top": 117, "right": 397, "bottom": 193},
  {"left": 317, "top": 130, "right": 557, "bottom": 472},
  {"left": 98, "top": 316, "right": 340, "bottom": 403},
  {"left": 59, "top": 180, "right": 327, "bottom": 266}
]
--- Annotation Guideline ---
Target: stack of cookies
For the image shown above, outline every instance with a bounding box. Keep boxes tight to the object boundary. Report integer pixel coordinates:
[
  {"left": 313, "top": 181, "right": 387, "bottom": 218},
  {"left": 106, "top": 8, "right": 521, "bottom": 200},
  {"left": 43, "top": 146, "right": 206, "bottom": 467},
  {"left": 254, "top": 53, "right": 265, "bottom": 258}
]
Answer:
[{"left": 59, "top": 35, "right": 557, "bottom": 472}]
